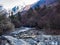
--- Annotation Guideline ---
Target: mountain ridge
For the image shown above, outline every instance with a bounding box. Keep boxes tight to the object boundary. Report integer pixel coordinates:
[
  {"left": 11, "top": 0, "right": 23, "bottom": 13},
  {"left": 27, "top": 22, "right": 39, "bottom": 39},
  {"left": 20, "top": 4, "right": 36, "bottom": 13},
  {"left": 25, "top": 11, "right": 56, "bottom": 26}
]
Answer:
[{"left": 31, "top": 0, "right": 58, "bottom": 9}]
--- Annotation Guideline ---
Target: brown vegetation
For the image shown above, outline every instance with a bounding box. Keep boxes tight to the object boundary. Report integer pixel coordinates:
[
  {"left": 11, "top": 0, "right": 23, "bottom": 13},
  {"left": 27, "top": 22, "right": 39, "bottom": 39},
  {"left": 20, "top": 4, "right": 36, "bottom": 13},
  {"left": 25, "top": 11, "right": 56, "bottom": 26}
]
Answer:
[
  {"left": 0, "top": 12, "right": 15, "bottom": 35},
  {"left": 21, "top": 3, "right": 60, "bottom": 34}
]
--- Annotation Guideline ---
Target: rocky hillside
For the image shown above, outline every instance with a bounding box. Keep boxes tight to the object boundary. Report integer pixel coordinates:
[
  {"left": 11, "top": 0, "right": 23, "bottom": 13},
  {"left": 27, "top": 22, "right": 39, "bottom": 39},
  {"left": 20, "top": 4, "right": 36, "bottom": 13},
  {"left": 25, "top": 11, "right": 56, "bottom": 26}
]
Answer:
[
  {"left": 0, "top": 0, "right": 59, "bottom": 35},
  {"left": 9, "top": 2, "right": 60, "bottom": 34}
]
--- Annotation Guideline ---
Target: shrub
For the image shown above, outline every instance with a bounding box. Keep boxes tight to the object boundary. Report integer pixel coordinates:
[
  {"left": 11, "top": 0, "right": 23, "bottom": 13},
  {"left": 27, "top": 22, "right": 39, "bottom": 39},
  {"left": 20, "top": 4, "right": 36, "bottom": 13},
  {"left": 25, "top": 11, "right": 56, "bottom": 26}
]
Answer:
[{"left": 0, "top": 12, "right": 15, "bottom": 35}]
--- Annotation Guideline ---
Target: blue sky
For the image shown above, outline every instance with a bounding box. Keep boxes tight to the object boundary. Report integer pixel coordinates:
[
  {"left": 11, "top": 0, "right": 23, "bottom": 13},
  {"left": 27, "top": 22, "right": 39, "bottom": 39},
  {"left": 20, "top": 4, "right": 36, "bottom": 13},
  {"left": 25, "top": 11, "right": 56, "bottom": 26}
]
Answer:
[{"left": 0, "top": 0, "right": 39, "bottom": 10}]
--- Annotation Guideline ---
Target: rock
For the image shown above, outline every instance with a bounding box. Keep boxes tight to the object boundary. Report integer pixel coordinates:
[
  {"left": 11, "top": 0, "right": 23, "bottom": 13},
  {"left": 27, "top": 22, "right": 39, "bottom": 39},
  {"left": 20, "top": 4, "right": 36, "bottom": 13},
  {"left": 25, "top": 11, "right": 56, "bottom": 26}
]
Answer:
[
  {"left": 24, "top": 38, "right": 37, "bottom": 45},
  {"left": 1, "top": 35, "right": 31, "bottom": 45},
  {"left": 37, "top": 42, "right": 46, "bottom": 45}
]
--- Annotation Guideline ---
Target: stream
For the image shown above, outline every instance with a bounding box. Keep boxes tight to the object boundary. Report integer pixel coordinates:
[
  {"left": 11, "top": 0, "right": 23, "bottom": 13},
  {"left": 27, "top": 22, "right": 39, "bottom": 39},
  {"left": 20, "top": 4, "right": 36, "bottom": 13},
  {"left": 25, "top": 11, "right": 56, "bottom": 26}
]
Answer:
[{"left": 0, "top": 27, "right": 60, "bottom": 45}]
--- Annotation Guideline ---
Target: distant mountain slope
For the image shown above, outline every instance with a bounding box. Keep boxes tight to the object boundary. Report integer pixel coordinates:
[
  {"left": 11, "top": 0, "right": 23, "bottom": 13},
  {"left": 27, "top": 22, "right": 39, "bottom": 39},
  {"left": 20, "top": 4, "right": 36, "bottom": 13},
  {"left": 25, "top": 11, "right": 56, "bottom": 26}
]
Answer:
[
  {"left": 32, "top": 0, "right": 58, "bottom": 8},
  {"left": 11, "top": 0, "right": 59, "bottom": 15},
  {"left": 21, "top": 0, "right": 58, "bottom": 13}
]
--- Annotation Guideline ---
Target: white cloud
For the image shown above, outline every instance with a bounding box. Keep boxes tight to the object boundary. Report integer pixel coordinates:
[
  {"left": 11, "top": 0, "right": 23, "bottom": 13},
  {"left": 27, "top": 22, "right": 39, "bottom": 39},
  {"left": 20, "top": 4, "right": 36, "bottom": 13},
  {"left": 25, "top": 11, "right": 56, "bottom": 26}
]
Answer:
[{"left": 0, "top": 0, "right": 39, "bottom": 10}]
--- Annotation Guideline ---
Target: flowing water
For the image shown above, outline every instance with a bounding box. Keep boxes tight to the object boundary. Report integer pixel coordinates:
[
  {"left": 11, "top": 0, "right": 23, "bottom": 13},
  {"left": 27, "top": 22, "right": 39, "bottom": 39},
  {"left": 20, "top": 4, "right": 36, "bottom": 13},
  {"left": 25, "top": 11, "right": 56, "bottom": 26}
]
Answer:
[{"left": 0, "top": 27, "right": 60, "bottom": 45}]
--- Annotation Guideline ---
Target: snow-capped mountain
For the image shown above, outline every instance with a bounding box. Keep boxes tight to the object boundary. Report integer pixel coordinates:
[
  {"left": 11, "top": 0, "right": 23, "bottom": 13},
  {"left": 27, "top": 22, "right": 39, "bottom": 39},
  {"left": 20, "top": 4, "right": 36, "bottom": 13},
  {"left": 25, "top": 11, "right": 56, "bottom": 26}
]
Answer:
[
  {"left": 22, "top": 0, "right": 58, "bottom": 11},
  {"left": 7, "top": 0, "right": 59, "bottom": 15}
]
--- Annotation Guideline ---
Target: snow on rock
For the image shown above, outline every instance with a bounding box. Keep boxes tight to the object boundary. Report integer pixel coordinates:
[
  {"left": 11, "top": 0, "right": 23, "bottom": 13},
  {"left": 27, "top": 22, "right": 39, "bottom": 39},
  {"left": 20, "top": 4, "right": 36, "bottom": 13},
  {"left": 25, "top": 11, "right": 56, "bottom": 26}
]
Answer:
[
  {"left": 11, "top": 27, "right": 35, "bottom": 35},
  {"left": 4, "top": 36, "right": 31, "bottom": 45}
]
